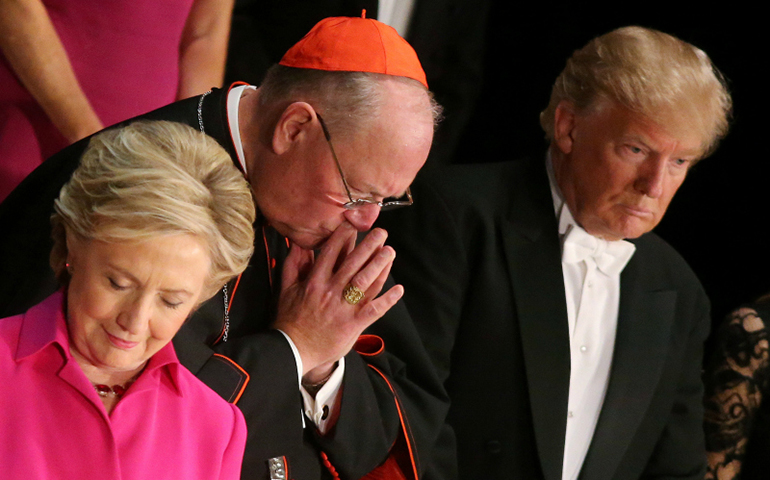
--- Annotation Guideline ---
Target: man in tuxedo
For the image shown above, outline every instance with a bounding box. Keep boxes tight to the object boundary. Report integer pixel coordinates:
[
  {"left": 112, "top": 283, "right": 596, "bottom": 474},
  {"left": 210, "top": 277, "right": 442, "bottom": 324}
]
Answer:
[
  {"left": 0, "top": 16, "right": 447, "bottom": 480},
  {"left": 377, "top": 26, "right": 732, "bottom": 479}
]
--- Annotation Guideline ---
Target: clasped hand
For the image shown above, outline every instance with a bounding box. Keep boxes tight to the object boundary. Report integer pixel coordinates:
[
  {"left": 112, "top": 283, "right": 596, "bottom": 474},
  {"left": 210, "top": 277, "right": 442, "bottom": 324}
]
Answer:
[{"left": 273, "top": 222, "right": 403, "bottom": 383}]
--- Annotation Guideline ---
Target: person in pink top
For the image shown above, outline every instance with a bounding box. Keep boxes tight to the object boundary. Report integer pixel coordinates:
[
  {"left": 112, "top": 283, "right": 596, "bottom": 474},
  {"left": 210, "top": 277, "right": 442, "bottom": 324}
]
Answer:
[{"left": 0, "top": 120, "right": 254, "bottom": 479}]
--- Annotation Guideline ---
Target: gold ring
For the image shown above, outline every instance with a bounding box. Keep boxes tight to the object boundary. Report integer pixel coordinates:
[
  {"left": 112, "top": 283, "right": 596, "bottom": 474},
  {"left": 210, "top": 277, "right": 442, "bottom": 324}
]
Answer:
[{"left": 343, "top": 284, "right": 365, "bottom": 305}]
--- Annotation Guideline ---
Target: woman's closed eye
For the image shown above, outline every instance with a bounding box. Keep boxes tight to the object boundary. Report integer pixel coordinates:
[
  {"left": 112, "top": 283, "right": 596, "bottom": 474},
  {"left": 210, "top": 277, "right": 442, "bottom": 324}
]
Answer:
[
  {"left": 161, "top": 297, "right": 183, "bottom": 309},
  {"left": 109, "top": 277, "right": 130, "bottom": 291}
]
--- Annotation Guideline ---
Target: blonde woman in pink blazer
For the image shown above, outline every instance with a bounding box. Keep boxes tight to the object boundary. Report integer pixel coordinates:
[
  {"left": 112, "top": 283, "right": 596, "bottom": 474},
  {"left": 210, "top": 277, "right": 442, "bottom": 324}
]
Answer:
[{"left": 0, "top": 121, "right": 255, "bottom": 479}]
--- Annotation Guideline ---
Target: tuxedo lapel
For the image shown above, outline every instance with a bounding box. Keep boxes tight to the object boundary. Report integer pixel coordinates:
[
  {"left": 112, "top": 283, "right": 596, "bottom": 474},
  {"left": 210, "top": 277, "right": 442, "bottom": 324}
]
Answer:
[
  {"left": 500, "top": 160, "right": 571, "bottom": 480},
  {"left": 579, "top": 246, "right": 677, "bottom": 480}
]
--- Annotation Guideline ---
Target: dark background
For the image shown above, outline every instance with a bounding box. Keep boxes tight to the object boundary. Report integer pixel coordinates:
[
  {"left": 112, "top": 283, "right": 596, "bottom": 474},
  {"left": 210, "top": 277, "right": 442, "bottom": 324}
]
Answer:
[{"left": 451, "top": 4, "right": 766, "bottom": 339}]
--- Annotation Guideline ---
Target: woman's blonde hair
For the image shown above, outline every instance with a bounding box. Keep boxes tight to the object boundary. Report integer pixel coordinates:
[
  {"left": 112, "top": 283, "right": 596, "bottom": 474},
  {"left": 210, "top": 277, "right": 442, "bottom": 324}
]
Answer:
[
  {"left": 540, "top": 26, "right": 732, "bottom": 159},
  {"left": 51, "top": 120, "right": 256, "bottom": 299}
]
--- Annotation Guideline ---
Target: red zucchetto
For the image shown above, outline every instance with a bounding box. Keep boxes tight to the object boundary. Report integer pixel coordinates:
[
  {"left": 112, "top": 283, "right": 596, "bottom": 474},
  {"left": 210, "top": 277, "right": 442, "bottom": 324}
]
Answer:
[{"left": 279, "top": 11, "right": 428, "bottom": 88}]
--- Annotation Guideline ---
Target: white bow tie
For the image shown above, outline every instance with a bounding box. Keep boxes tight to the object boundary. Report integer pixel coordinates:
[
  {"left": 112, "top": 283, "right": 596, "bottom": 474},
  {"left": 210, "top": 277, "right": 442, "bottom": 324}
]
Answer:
[{"left": 561, "top": 225, "right": 636, "bottom": 277}]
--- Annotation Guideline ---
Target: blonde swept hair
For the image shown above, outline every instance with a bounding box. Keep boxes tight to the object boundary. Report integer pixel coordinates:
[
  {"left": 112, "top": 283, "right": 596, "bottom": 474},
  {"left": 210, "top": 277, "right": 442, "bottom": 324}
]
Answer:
[
  {"left": 540, "top": 26, "right": 732, "bottom": 159},
  {"left": 50, "top": 121, "right": 256, "bottom": 299}
]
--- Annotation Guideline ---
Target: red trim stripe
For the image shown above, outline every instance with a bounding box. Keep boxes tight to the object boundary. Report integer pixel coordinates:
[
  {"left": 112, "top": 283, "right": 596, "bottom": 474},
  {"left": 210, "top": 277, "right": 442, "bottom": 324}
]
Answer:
[
  {"left": 212, "top": 353, "right": 250, "bottom": 404},
  {"left": 367, "top": 365, "right": 419, "bottom": 480},
  {"left": 354, "top": 334, "right": 385, "bottom": 356}
]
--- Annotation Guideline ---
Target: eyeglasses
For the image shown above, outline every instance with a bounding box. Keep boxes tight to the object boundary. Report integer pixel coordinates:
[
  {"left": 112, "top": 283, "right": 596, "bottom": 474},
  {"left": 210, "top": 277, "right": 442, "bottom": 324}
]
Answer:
[{"left": 316, "top": 113, "right": 413, "bottom": 211}]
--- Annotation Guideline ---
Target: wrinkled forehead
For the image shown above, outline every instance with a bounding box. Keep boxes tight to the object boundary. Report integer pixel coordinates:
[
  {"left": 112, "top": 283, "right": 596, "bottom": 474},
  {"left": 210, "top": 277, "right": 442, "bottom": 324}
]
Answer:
[
  {"left": 349, "top": 88, "right": 434, "bottom": 151},
  {"left": 589, "top": 96, "right": 710, "bottom": 157},
  {"left": 342, "top": 114, "right": 432, "bottom": 194}
]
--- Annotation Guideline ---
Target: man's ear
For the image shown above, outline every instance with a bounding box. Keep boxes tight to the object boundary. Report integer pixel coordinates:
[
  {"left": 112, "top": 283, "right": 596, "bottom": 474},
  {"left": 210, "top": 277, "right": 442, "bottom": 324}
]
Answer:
[
  {"left": 272, "top": 102, "right": 315, "bottom": 155},
  {"left": 553, "top": 101, "right": 577, "bottom": 155}
]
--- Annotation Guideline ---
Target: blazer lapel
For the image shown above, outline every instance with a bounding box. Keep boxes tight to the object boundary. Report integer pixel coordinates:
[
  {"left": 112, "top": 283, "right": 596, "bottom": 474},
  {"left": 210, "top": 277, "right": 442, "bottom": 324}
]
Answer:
[
  {"left": 500, "top": 160, "right": 571, "bottom": 480},
  {"left": 579, "top": 246, "right": 677, "bottom": 480}
]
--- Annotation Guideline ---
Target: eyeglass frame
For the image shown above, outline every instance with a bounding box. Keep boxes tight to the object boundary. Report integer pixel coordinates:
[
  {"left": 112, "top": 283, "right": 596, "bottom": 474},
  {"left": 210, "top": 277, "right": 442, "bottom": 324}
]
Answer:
[{"left": 316, "top": 113, "right": 413, "bottom": 211}]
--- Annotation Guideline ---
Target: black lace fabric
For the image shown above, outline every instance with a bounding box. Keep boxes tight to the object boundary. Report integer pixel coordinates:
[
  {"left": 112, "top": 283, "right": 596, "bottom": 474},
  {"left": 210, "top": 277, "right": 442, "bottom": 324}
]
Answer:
[{"left": 704, "top": 306, "right": 770, "bottom": 480}]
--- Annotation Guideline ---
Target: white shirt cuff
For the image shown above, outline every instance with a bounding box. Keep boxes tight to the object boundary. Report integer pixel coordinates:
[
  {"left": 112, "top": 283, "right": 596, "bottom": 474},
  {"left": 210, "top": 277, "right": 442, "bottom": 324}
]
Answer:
[
  {"left": 299, "top": 358, "right": 344, "bottom": 434},
  {"left": 276, "top": 329, "right": 345, "bottom": 433}
]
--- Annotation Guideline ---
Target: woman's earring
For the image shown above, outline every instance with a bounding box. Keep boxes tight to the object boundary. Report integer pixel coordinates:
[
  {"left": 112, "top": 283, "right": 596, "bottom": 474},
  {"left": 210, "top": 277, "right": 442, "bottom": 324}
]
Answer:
[{"left": 66, "top": 262, "right": 73, "bottom": 274}]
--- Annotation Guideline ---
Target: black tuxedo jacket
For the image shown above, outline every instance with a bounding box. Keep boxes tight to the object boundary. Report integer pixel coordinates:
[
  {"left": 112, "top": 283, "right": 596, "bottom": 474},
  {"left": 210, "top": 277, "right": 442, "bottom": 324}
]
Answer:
[
  {"left": 0, "top": 88, "right": 449, "bottom": 480},
  {"left": 376, "top": 159, "right": 710, "bottom": 479}
]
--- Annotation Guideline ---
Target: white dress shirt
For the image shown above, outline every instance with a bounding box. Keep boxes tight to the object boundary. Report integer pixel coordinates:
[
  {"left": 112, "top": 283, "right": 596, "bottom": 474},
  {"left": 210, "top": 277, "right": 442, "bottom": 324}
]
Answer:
[{"left": 546, "top": 157, "right": 635, "bottom": 480}]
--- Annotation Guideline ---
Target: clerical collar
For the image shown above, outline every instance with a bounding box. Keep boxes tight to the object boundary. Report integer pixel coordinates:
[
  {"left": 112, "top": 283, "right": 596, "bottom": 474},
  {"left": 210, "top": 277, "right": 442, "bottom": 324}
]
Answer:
[{"left": 226, "top": 85, "right": 257, "bottom": 175}]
